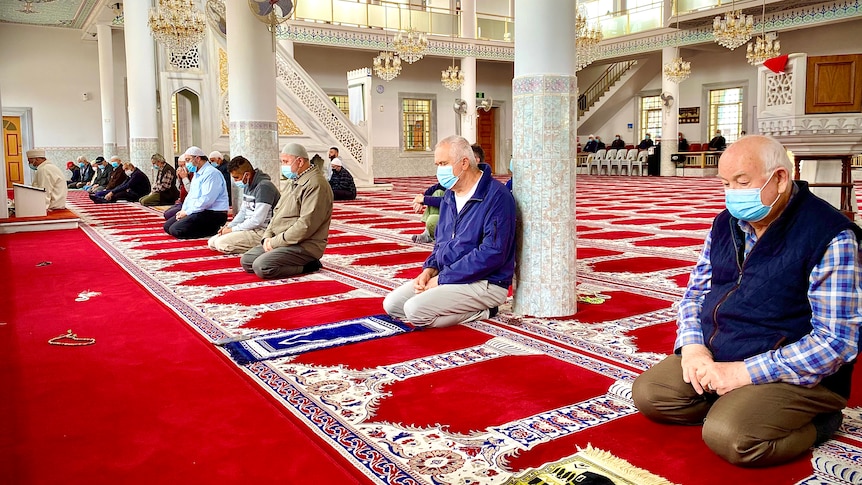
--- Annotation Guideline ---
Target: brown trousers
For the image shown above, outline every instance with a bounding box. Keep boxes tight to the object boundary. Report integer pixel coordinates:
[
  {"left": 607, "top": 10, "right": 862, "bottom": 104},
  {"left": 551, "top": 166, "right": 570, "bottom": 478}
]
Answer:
[{"left": 632, "top": 355, "right": 846, "bottom": 467}]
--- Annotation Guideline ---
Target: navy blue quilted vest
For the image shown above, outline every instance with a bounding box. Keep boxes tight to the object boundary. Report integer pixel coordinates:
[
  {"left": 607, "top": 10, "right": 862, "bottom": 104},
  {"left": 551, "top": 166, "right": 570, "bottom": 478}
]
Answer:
[{"left": 701, "top": 181, "right": 861, "bottom": 397}]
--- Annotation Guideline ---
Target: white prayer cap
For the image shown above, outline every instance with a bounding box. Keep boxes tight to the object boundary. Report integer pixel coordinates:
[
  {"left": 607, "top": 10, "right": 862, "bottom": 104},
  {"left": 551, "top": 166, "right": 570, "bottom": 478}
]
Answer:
[
  {"left": 281, "top": 143, "right": 309, "bottom": 160},
  {"left": 183, "top": 146, "right": 207, "bottom": 158}
]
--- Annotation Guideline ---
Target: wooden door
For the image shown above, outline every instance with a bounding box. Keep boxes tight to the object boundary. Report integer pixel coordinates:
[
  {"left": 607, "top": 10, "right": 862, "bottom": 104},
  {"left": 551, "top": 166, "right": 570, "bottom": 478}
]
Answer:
[
  {"left": 477, "top": 107, "right": 496, "bottom": 172},
  {"left": 3, "top": 116, "right": 24, "bottom": 188}
]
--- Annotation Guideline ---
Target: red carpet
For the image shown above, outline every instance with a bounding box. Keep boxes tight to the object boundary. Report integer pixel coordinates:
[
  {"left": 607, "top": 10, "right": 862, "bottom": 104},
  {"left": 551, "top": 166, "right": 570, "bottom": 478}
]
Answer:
[{"left": 0, "top": 229, "right": 364, "bottom": 484}]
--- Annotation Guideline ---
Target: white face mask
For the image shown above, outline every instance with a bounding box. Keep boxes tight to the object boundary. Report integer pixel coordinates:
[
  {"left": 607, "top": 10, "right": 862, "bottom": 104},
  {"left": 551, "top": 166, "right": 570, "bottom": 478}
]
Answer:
[{"left": 124, "top": 169, "right": 133, "bottom": 176}]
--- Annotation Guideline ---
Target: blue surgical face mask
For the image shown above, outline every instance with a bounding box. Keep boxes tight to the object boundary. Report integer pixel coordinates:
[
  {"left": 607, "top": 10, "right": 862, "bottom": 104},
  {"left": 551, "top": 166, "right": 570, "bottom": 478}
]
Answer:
[
  {"left": 281, "top": 165, "right": 296, "bottom": 179},
  {"left": 210, "top": 161, "right": 218, "bottom": 168},
  {"left": 29, "top": 163, "right": 38, "bottom": 170},
  {"left": 436, "top": 165, "right": 458, "bottom": 189},
  {"left": 724, "top": 171, "right": 779, "bottom": 222},
  {"left": 78, "top": 162, "right": 84, "bottom": 168},
  {"left": 509, "top": 158, "right": 514, "bottom": 172},
  {"left": 112, "top": 162, "right": 120, "bottom": 168},
  {"left": 186, "top": 163, "right": 197, "bottom": 173}
]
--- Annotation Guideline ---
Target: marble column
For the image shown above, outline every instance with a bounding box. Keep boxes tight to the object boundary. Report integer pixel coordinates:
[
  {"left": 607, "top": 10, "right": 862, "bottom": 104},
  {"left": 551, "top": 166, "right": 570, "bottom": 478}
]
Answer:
[
  {"left": 226, "top": 1, "right": 278, "bottom": 181},
  {"left": 96, "top": 23, "right": 117, "bottom": 158},
  {"left": 459, "top": 0, "right": 477, "bottom": 142},
  {"left": 512, "top": 0, "right": 578, "bottom": 317},
  {"left": 661, "top": 46, "right": 680, "bottom": 176},
  {"left": 123, "top": 0, "right": 159, "bottom": 172}
]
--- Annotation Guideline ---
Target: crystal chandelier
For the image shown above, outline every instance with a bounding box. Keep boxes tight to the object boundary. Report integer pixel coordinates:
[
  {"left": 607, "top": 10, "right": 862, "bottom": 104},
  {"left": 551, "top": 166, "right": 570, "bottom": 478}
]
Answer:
[
  {"left": 663, "top": 4, "right": 690, "bottom": 83},
  {"left": 393, "top": 27, "right": 428, "bottom": 64},
  {"left": 713, "top": 0, "right": 754, "bottom": 50},
  {"left": 148, "top": 0, "right": 206, "bottom": 54},
  {"left": 746, "top": 0, "right": 780, "bottom": 65},
  {"left": 441, "top": 65, "right": 464, "bottom": 91},
  {"left": 373, "top": 51, "right": 402, "bottom": 82},
  {"left": 575, "top": 8, "right": 603, "bottom": 71}
]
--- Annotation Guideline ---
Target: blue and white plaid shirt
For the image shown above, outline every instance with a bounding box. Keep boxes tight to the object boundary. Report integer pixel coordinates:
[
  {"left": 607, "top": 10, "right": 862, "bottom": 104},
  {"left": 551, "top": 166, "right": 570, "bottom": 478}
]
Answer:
[{"left": 676, "top": 220, "right": 861, "bottom": 387}]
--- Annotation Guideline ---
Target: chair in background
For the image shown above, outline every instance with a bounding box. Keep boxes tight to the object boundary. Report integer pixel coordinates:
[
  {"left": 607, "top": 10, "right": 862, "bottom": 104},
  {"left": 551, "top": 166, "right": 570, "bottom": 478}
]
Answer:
[
  {"left": 621, "top": 148, "right": 638, "bottom": 175},
  {"left": 611, "top": 149, "right": 627, "bottom": 175},
  {"left": 588, "top": 149, "right": 607, "bottom": 175},
  {"left": 632, "top": 150, "right": 649, "bottom": 176},
  {"left": 690, "top": 143, "right": 703, "bottom": 152},
  {"left": 599, "top": 149, "right": 615, "bottom": 175}
]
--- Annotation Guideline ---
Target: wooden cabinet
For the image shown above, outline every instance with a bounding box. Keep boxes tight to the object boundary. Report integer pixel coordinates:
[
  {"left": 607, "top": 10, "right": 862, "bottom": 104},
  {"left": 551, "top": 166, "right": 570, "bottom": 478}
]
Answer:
[{"left": 805, "top": 54, "right": 862, "bottom": 114}]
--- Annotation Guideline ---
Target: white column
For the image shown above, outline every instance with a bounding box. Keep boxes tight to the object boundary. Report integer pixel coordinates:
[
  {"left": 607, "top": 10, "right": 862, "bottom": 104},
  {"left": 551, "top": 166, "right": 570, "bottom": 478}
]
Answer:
[
  {"left": 512, "top": 0, "right": 578, "bottom": 317},
  {"left": 96, "top": 23, "right": 117, "bottom": 158},
  {"left": 459, "top": 0, "right": 477, "bottom": 142},
  {"left": 0, "top": 82, "right": 7, "bottom": 218},
  {"left": 661, "top": 46, "right": 680, "bottom": 176},
  {"left": 226, "top": 1, "right": 279, "bottom": 181},
  {"left": 123, "top": 0, "right": 159, "bottom": 171}
]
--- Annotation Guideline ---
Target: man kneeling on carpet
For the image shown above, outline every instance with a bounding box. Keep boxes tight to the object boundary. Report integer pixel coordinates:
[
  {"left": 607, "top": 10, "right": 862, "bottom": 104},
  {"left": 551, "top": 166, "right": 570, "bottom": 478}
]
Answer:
[
  {"left": 208, "top": 156, "right": 280, "bottom": 254},
  {"left": 240, "top": 143, "right": 333, "bottom": 279},
  {"left": 92, "top": 161, "right": 151, "bottom": 204},
  {"left": 632, "top": 135, "right": 862, "bottom": 467},
  {"left": 383, "top": 135, "right": 516, "bottom": 328},
  {"left": 163, "top": 146, "right": 229, "bottom": 239}
]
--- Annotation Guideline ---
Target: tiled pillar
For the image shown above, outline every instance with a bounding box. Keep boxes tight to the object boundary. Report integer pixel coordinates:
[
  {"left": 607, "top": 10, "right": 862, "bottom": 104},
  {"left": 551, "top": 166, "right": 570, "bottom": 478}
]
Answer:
[
  {"left": 511, "top": 0, "right": 578, "bottom": 317},
  {"left": 226, "top": 0, "right": 278, "bottom": 180},
  {"left": 661, "top": 46, "right": 680, "bottom": 176},
  {"left": 123, "top": 0, "right": 159, "bottom": 172},
  {"left": 96, "top": 23, "right": 117, "bottom": 158}
]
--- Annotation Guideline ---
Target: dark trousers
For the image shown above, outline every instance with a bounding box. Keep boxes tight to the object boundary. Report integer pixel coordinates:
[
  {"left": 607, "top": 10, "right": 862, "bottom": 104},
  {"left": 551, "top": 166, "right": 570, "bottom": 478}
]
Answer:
[
  {"left": 164, "top": 204, "right": 182, "bottom": 220},
  {"left": 332, "top": 189, "right": 356, "bottom": 201},
  {"left": 164, "top": 210, "right": 227, "bottom": 239}
]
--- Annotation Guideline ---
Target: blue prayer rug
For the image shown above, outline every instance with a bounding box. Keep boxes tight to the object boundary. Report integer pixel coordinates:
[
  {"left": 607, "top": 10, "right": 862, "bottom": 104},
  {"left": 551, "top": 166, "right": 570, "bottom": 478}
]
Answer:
[{"left": 223, "top": 314, "right": 414, "bottom": 364}]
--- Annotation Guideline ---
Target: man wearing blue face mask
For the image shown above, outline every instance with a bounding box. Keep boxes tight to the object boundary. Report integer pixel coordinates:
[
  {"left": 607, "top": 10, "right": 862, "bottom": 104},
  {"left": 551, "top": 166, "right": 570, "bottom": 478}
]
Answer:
[
  {"left": 163, "top": 146, "right": 229, "bottom": 239},
  {"left": 633, "top": 135, "right": 862, "bottom": 467},
  {"left": 208, "top": 156, "right": 280, "bottom": 254},
  {"left": 383, "top": 135, "right": 516, "bottom": 328},
  {"left": 240, "top": 143, "right": 333, "bottom": 279}
]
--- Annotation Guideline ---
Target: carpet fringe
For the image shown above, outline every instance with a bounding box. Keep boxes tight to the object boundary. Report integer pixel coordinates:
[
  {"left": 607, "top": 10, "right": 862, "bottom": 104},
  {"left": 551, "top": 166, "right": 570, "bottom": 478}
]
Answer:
[{"left": 577, "top": 444, "right": 680, "bottom": 485}]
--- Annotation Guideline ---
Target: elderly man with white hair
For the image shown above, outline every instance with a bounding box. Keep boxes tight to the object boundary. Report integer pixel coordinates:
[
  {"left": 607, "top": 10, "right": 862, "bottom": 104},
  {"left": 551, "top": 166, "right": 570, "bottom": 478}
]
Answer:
[
  {"left": 163, "top": 146, "right": 229, "bottom": 239},
  {"left": 633, "top": 135, "right": 862, "bottom": 467},
  {"left": 26, "top": 149, "right": 67, "bottom": 210},
  {"left": 240, "top": 143, "right": 333, "bottom": 279}
]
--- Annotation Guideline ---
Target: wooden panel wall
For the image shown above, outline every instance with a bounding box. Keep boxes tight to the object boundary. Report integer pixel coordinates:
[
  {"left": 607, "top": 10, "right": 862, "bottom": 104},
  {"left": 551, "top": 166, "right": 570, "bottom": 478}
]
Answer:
[{"left": 806, "top": 54, "right": 862, "bottom": 114}]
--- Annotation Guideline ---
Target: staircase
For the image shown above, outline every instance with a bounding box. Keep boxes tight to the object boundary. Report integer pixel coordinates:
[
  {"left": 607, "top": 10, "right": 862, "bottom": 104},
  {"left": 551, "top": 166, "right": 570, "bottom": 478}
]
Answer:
[
  {"left": 578, "top": 60, "right": 637, "bottom": 118},
  {"left": 578, "top": 55, "right": 661, "bottom": 136}
]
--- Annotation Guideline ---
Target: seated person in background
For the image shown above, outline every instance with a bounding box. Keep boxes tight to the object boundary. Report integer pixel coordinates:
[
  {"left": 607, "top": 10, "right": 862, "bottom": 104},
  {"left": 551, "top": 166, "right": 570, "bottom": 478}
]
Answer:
[
  {"left": 583, "top": 135, "right": 598, "bottom": 153},
  {"left": 70, "top": 156, "right": 93, "bottom": 189},
  {"left": 610, "top": 135, "right": 626, "bottom": 150},
  {"left": 208, "top": 156, "right": 280, "bottom": 254},
  {"left": 411, "top": 182, "right": 445, "bottom": 244},
  {"left": 92, "top": 161, "right": 151, "bottom": 204},
  {"left": 209, "top": 150, "right": 231, "bottom": 201},
  {"left": 638, "top": 133, "right": 655, "bottom": 150},
  {"left": 89, "top": 160, "right": 128, "bottom": 203},
  {"left": 678, "top": 132, "right": 690, "bottom": 151},
  {"left": 87, "top": 156, "right": 115, "bottom": 194},
  {"left": 328, "top": 158, "right": 356, "bottom": 200},
  {"left": 164, "top": 158, "right": 194, "bottom": 220},
  {"left": 27, "top": 149, "right": 67, "bottom": 210},
  {"left": 632, "top": 135, "right": 862, "bottom": 467},
  {"left": 140, "top": 153, "right": 179, "bottom": 206},
  {"left": 164, "top": 146, "right": 229, "bottom": 239},
  {"left": 241, "top": 143, "right": 333, "bottom": 280},
  {"left": 310, "top": 154, "right": 332, "bottom": 183},
  {"left": 82, "top": 157, "right": 102, "bottom": 191},
  {"left": 708, "top": 129, "right": 727, "bottom": 150},
  {"left": 66, "top": 161, "right": 80, "bottom": 187},
  {"left": 595, "top": 136, "right": 606, "bottom": 150},
  {"left": 383, "top": 135, "right": 516, "bottom": 328}
]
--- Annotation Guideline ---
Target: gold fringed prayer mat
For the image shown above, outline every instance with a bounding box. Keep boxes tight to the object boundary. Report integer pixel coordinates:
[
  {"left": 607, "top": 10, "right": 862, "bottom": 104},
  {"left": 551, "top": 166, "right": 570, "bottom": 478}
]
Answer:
[{"left": 505, "top": 444, "right": 678, "bottom": 485}]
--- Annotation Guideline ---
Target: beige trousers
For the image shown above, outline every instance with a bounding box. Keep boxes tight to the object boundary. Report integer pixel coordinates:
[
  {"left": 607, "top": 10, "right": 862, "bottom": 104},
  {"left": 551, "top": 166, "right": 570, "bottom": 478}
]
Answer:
[
  {"left": 632, "top": 355, "right": 846, "bottom": 467},
  {"left": 207, "top": 228, "right": 265, "bottom": 255},
  {"left": 383, "top": 279, "right": 508, "bottom": 328}
]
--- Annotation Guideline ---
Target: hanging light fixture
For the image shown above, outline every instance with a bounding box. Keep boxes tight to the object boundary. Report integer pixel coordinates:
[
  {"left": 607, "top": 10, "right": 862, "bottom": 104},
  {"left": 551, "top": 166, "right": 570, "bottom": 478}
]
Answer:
[
  {"left": 441, "top": 8, "right": 464, "bottom": 91},
  {"left": 392, "top": 4, "right": 428, "bottom": 64},
  {"left": 575, "top": 7, "right": 603, "bottom": 71},
  {"left": 713, "top": 0, "right": 754, "bottom": 50},
  {"left": 148, "top": 0, "right": 206, "bottom": 54},
  {"left": 746, "top": 0, "right": 780, "bottom": 65},
  {"left": 663, "top": 1, "right": 691, "bottom": 83},
  {"left": 373, "top": 7, "right": 402, "bottom": 82}
]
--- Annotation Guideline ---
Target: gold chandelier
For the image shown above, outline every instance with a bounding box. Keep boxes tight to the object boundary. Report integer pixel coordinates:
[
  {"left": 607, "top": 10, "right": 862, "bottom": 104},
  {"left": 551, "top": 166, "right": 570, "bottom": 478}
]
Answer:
[
  {"left": 713, "top": 0, "right": 754, "bottom": 50},
  {"left": 148, "top": 0, "right": 206, "bottom": 54},
  {"left": 373, "top": 51, "right": 402, "bottom": 82},
  {"left": 441, "top": 65, "right": 464, "bottom": 92},
  {"left": 393, "top": 27, "right": 428, "bottom": 64},
  {"left": 576, "top": 8, "right": 602, "bottom": 71},
  {"left": 664, "top": 2, "right": 690, "bottom": 83},
  {"left": 746, "top": 0, "right": 780, "bottom": 65}
]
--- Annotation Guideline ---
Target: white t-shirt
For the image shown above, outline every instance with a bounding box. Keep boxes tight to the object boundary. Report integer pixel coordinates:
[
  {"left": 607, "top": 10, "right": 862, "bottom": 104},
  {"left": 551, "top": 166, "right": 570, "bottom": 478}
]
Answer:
[{"left": 453, "top": 178, "right": 479, "bottom": 213}]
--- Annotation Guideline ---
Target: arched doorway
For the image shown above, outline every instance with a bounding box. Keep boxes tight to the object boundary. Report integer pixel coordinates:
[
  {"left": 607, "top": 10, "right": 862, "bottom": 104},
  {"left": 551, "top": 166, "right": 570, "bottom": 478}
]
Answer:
[{"left": 171, "top": 89, "right": 201, "bottom": 159}]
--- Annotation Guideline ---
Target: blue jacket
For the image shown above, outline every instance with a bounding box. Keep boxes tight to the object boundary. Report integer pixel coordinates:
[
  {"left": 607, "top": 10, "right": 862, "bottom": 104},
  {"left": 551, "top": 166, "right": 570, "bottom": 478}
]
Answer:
[
  {"left": 110, "top": 168, "right": 151, "bottom": 198},
  {"left": 423, "top": 164, "right": 516, "bottom": 288}
]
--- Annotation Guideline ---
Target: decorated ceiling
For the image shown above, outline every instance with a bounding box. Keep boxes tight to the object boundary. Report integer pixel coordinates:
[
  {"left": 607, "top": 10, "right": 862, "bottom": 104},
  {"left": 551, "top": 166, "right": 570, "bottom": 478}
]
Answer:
[{"left": 0, "top": 0, "right": 104, "bottom": 30}]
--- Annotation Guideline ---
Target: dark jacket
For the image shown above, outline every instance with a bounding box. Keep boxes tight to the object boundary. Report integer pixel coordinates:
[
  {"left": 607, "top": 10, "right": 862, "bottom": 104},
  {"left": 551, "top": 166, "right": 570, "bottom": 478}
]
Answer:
[
  {"left": 328, "top": 167, "right": 357, "bottom": 200},
  {"left": 610, "top": 138, "right": 626, "bottom": 149},
  {"left": 110, "top": 168, "right": 152, "bottom": 200},
  {"left": 583, "top": 140, "right": 598, "bottom": 153},
  {"left": 424, "top": 164, "right": 516, "bottom": 289},
  {"left": 708, "top": 135, "right": 726, "bottom": 150},
  {"left": 638, "top": 138, "right": 654, "bottom": 150},
  {"left": 92, "top": 164, "right": 113, "bottom": 188},
  {"left": 421, "top": 183, "right": 446, "bottom": 208},
  {"left": 216, "top": 162, "right": 232, "bottom": 200},
  {"left": 104, "top": 167, "right": 128, "bottom": 191},
  {"left": 702, "top": 181, "right": 862, "bottom": 397},
  {"left": 79, "top": 164, "right": 95, "bottom": 186},
  {"left": 678, "top": 138, "right": 689, "bottom": 151}
]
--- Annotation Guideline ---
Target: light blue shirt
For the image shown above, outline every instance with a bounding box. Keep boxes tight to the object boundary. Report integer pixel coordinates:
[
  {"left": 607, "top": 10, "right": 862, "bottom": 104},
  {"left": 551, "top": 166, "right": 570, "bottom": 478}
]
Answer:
[{"left": 180, "top": 162, "right": 229, "bottom": 214}]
